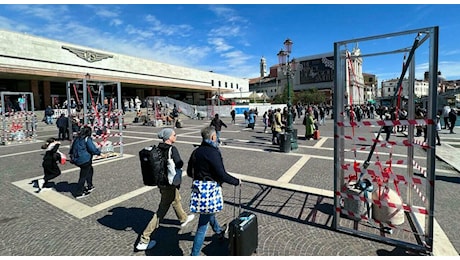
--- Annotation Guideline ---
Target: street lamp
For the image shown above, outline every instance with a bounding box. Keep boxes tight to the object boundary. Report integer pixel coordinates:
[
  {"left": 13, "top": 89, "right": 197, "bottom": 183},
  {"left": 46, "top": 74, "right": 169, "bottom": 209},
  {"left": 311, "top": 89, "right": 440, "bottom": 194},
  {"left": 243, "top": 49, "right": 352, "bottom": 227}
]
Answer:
[
  {"left": 218, "top": 87, "right": 221, "bottom": 115},
  {"left": 277, "top": 38, "right": 300, "bottom": 151}
]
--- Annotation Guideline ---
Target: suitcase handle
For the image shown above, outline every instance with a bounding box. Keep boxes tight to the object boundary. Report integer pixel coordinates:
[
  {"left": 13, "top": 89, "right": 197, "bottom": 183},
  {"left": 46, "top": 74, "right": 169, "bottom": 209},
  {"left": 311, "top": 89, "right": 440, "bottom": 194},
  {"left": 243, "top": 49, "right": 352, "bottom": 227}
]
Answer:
[{"left": 233, "top": 183, "right": 242, "bottom": 218}]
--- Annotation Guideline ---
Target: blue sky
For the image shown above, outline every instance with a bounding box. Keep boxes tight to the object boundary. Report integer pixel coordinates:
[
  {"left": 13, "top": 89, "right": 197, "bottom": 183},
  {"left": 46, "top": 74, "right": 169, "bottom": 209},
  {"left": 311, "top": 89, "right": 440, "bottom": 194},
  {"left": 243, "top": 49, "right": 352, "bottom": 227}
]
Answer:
[{"left": 0, "top": 4, "right": 459, "bottom": 84}]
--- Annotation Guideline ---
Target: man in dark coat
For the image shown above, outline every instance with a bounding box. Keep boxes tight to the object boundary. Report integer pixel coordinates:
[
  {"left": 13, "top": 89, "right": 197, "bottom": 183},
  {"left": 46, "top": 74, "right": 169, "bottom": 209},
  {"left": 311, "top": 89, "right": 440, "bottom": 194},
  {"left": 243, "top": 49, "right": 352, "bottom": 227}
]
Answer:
[
  {"left": 56, "top": 113, "right": 69, "bottom": 140},
  {"left": 448, "top": 108, "right": 457, "bottom": 134}
]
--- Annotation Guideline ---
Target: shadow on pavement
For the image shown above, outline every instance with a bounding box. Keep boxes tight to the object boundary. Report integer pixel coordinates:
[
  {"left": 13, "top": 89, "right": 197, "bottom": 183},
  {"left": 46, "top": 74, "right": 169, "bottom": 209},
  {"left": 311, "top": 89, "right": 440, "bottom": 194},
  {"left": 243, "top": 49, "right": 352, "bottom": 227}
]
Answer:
[
  {"left": 376, "top": 247, "right": 428, "bottom": 256},
  {"left": 435, "top": 175, "right": 460, "bottom": 184},
  {"left": 97, "top": 206, "right": 154, "bottom": 234},
  {"left": 54, "top": 181, "right": 78, "bottom": 196}
]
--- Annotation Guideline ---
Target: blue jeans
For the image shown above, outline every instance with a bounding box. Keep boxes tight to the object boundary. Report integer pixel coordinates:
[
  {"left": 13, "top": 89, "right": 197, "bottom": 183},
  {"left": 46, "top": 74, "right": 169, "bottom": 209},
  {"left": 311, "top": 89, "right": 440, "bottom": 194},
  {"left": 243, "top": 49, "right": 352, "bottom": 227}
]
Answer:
[
  {"left": 46, "top": 115, "right": 53, "bottom": 125},
  {"left": 216, "top": 131, "right": 221, "bottom": 143},
  {"left": 190, "top": 213, "right": 223, "bottom": 256}
]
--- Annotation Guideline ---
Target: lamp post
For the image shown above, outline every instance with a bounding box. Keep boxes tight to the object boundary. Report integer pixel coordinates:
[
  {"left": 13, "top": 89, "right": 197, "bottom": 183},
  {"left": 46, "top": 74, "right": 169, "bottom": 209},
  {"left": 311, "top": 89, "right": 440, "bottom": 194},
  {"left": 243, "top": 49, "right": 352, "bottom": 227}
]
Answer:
[
  {"left": 218, "top": 87, "right": 221, "bottom": 115},
  {"left": 277, "top": 38, "right": 299, "bottom": 151}
]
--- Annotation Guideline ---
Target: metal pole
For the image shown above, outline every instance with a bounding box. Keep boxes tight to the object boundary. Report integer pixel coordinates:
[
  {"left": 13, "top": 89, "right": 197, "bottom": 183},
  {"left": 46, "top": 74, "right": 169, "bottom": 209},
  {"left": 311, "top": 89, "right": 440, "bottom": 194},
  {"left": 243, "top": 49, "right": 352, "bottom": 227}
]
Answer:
[
  {"left": 218, "top": 87, "right": 221, "bottom": 115},
  {"left": 286, "top": 57, "right": 297, "bottom": 150}
]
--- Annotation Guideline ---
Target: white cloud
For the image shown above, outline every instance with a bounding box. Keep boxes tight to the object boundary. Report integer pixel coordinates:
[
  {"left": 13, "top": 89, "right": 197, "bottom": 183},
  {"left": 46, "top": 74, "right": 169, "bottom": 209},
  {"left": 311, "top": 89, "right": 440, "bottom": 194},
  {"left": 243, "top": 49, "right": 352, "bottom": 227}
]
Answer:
[
  {"left": 9, "top": 4, "right": 69, "bottom": 22},
  {"left": 209, "top": 25, "right": 241, "bottom": 37},
  {"left": 208, "top": 37, "right": 233, "bottom": 52},
  {"left": 144, "top": 14, "right": 192, "bottom": 37}
]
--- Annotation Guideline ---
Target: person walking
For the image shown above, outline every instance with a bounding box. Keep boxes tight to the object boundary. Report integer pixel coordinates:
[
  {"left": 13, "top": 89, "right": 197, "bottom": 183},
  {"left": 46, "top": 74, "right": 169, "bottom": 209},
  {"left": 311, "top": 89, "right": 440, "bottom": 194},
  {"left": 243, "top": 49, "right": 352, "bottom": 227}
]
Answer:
[
  {"left": 56, "top": 113, "right": 69, "bottom": 140},
  {"left": 69, "top": 126, "right": 102, "bottom": 199},
  {"left": 188, "top": 126, "right": 240, "bottom": 256},
  {"left": 262, "top": 111, "right": 268, "bottom": 133},
  {"left": 436, "top": 113, "right": 442, "bottom": 145},
  {"left": 271, "top": 108, "right": 283, "bottom": 145},
  {"left": 230, "top": 109, "right": 236, "bottom": 124},
  {"left": 44, "top": 105, "right": 54, "bottom": 125},
  {"left": 36, "top": 137, "right": 65, "bottom": 192},
  {"left": 136, "top": 128, "right": 195, "bottom": 251},
  {"left": 442, "top": 105, "right": 451, "bottom": 129},
  {"left": 171, "top": 104, "right": 180, "bottom": 128},
  {"left": 449, "top": 108, "right": 457, "bottom": 134},
  {"left": 210, "top": 113, "right": 227, "bottom": 144},
  {"left": 383, "top": 111, "right": 393, "bottom": 146},
  {"left": 247, "top": 109, "right": 256, "bottom": 130},
  {"left": 303, "top": 109, "right": 316, "bottom": 140}
]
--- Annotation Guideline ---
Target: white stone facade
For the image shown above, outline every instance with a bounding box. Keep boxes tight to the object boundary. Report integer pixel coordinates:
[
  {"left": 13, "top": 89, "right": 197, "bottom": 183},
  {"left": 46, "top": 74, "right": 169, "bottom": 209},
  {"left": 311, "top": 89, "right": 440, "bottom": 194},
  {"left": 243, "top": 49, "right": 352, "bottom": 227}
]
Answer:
[{"left": 0, "top": 29, "right": 248, "bottom": 94}]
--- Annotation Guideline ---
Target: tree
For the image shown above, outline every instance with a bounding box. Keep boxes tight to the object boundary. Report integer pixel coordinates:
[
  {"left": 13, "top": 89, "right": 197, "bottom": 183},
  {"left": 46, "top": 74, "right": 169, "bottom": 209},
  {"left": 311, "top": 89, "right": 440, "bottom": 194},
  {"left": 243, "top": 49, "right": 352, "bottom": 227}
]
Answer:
[
  {"left": 297, "top": 88, "right": 326, "bottom": 105},
  {"left": 272, "top": 83, "right": 294, "bottom": 104}
]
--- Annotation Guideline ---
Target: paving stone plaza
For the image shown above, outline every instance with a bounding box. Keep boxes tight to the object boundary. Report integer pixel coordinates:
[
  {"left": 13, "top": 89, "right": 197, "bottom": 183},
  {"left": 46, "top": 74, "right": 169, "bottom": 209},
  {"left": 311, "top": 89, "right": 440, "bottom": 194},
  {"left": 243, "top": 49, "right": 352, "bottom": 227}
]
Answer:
[{"left": 1, "top": 112, "right": 459, "bottom": 256}]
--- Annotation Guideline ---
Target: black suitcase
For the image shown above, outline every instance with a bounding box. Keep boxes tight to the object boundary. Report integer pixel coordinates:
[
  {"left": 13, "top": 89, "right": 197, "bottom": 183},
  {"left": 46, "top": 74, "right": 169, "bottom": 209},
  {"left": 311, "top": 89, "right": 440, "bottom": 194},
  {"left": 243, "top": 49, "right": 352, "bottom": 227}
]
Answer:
[{"left": 228, "top": 185, "right": 258, "bottom": 256}]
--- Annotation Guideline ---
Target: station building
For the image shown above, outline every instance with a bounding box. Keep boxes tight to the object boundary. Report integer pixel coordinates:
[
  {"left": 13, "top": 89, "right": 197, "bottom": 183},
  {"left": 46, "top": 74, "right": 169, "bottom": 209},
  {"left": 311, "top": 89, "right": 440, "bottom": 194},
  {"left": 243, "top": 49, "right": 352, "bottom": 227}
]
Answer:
[{"left": 0, "top": 29, "right": 249, "bottom": 110}]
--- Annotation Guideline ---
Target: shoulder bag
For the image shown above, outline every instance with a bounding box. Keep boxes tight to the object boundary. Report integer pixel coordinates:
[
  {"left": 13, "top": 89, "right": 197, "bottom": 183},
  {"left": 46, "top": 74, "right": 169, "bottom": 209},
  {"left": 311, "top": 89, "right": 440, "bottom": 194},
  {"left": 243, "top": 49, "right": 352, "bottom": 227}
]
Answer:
[
  {"left": 167, "top": 146, "right": 182, "bottom": 186},
  {"left": 190, "top": 178, "right": 223, "bottom": 214}
]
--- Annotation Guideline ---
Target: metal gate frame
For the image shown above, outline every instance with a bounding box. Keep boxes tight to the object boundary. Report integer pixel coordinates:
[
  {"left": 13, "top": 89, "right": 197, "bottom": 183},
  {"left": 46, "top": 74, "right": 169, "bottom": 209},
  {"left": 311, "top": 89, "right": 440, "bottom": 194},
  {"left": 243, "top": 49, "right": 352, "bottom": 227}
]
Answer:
[
  {"left": 66, "top": 78, "right": 123, "bottom": 157},
  {"left": 1, "top": 91, "right": 36, "bottom": 145},
  {"left": 333, "top": 26, "right": 438, "bottom": 254}
]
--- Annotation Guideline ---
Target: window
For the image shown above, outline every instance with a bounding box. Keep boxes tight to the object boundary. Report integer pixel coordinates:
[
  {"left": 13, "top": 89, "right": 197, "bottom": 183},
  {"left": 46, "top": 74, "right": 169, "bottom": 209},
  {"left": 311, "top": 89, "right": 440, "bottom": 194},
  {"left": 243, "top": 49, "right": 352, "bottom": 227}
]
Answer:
[
  {"left": 218, "top": 81, "right": 221, "bottom": 87},
  {"left": 211, "top": 80, "right": 214, "bottom": 86},
  {"left": 231, "top": 83, "right": 233, "bottom": 89}
]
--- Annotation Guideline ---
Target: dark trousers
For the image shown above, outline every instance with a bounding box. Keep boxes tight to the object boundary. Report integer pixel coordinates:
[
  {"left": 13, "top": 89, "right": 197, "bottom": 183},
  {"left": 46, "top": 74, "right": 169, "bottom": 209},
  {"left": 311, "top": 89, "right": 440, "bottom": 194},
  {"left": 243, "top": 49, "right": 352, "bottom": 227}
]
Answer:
[
  {"left": 444, "top": 117, "right": 450, "bottom": 129},
  {"left": 58, "top": 127, "right": 68, "bottom": 140},
  {"left": 43, "top": 169, "right": 61, "bottom": 187},
  {"left": 272, "top": 130, "right": 280, "bottom": 144},
  {"left": 449, "top": 120, "right": 456, "bottom": 133},
  {"left": 76, "top": 161, "right": 93, "bottom": 195},
  {"left": 384, "top": 126, "right": 392, "bottom": 141}
]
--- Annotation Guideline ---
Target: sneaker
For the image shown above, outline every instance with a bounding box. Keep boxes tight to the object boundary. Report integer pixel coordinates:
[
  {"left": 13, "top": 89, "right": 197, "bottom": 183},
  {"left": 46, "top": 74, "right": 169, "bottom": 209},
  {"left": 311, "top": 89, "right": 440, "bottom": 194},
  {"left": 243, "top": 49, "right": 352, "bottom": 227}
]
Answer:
[
  {"left": 136, "top": 240, "right": 156, "bottom": 251},
  {"left": 37, "top": 179, "right": 45, "bottom": 189},
  {"left": 181, "top": 214, "right": 195, "bottom": 227},
  {"left": 75, "top": 191, "right": 91, "bottom": 199},
  {"left": 217, "top": 224, "right": 228, "bottom": 240},
  {"left": 31, "top": 179, "right": 39, "bottom": 188},
  {"left": 85, "top": 186, "right": 95, "bottom": 193},
  {"left": 39, "top": 187, "right": 53, "bottom": 192}
]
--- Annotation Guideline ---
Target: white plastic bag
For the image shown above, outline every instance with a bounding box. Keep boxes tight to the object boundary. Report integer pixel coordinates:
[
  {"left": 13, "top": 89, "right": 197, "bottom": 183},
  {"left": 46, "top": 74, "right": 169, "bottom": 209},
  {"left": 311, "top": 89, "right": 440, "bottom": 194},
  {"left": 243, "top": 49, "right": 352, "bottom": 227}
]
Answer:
[{"left": 167, "top": 147, "right": 182, "bottom": 186}]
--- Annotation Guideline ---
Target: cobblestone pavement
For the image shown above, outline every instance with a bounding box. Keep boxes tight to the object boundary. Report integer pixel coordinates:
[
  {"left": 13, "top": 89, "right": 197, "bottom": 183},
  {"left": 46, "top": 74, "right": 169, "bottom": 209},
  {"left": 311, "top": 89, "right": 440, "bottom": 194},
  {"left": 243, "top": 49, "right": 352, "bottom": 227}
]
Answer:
[{"left": 1, "top": 113, "right": 459, "bottom": 256}]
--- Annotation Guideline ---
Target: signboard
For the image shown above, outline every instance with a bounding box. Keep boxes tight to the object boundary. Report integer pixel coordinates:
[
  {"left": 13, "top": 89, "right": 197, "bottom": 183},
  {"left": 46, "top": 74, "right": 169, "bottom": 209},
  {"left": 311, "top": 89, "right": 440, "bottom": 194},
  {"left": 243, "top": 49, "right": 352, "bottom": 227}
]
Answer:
[{"left": 300, "top": 56, "right": 334, "bottom": 84}]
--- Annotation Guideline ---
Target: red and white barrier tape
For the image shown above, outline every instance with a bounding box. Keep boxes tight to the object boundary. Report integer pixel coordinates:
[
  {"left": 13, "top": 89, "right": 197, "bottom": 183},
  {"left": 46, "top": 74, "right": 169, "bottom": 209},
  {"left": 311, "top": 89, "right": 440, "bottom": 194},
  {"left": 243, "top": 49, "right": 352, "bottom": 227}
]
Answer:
[
  {"left": 336, "top": 207, "right": 429, "bottom": 237},
  {"left": 337, "top": 119, "right": 434, "bottom": 128},
  {"left": 336, "top": 191, "right": 428, "bottom": 215}
]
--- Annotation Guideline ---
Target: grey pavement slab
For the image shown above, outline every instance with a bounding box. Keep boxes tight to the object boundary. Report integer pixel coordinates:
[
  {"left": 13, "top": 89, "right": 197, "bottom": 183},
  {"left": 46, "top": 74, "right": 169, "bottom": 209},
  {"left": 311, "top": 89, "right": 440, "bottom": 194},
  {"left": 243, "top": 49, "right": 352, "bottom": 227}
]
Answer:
[{"left": 0, "top": 114, "right": 459, "bottom": 256}]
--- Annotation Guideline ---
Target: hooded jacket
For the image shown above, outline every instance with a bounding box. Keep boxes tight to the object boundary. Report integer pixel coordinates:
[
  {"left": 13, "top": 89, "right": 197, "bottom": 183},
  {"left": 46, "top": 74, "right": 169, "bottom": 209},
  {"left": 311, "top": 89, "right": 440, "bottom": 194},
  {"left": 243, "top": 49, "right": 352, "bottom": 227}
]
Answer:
[{"left": 70, "top": 136, "right": 101, "bottom": 166}]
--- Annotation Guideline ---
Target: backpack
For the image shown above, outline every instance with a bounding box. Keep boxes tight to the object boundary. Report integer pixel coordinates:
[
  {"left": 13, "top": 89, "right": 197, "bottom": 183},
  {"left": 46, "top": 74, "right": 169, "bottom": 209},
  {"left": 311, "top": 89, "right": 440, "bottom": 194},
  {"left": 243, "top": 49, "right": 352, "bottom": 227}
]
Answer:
[
  {"left": 139, "top": 145, "right": 167, "bottom": 186},
  {"left": 69, "top": 137, "right": 88, "bottom": 165}
]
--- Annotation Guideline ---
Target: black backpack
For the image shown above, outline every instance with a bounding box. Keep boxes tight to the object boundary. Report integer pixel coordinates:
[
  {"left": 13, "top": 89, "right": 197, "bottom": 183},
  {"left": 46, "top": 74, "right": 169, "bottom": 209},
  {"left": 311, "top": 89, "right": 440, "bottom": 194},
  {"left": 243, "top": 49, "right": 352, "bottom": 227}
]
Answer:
[{"left": 139, "top": 145, "right": 167, "bottom": 186}]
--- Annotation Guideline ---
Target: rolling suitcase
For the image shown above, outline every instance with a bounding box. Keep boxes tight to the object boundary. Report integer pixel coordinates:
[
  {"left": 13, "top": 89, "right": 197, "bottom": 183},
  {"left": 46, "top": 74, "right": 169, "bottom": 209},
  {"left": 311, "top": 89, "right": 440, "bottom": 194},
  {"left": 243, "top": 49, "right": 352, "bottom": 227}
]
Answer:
[
  {"left": 228, "top": 184, "right": 258, "bottom": 256},
  {"left": 313, "top": 129, "right": 320, "bottom": 140}
]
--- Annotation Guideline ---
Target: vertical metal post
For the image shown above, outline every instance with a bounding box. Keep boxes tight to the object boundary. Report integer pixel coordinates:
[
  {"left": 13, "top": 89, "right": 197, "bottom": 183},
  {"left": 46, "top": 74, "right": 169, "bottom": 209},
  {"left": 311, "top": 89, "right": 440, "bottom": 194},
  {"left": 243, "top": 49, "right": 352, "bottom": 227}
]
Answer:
[
  {"left": 66, "top": 81, "right": 73, "bottom": 140},
  {"left": 83, "top": 78, "right": 88, "bottom": 125},
  {"left": 425, "top": 25, "right": 439, "bottom": 251}
]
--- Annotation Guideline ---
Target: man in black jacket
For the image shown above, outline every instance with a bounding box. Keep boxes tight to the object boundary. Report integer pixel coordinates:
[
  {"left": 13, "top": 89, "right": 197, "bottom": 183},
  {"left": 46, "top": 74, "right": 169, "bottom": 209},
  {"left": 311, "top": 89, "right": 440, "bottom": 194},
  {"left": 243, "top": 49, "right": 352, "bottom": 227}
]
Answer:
[
  {"left": 210, "top": 113, "right": 227, "bottom": 144},
  {"left": 188, "top": 126, "right": 240, "bottom": 256}
]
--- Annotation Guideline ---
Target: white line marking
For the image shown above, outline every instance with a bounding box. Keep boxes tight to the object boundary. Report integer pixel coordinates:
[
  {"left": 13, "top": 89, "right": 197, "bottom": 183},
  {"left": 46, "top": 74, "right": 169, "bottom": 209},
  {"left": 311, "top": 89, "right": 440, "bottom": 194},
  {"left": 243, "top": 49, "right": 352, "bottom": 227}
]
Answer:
[{"left": 277, "top": 155, "right": 311, "bottom": 183}]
